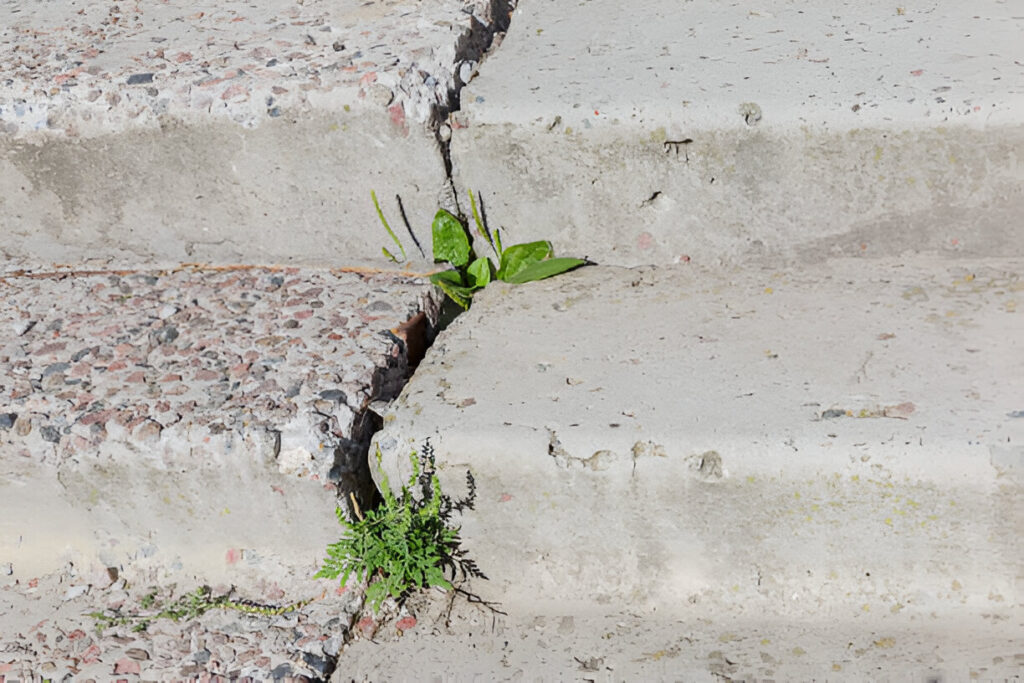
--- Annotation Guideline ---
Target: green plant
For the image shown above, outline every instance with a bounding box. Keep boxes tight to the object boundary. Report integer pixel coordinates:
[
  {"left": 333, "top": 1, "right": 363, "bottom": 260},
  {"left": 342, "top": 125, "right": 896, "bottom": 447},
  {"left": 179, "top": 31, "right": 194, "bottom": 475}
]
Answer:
[
  {"left": 88, "top": 585, "right": 315, "bottom": 633},
  {"left": 315, "top": 440, "right": 483, "bottom": 612},
  {"left": 373, "top": 189, "right": 587, "bottom": 308}
]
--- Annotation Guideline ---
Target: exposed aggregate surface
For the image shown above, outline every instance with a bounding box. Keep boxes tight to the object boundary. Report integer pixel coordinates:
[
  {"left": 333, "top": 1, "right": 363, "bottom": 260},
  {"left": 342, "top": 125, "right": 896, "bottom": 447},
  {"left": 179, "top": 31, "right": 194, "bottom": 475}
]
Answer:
[
  {"left": 0, "top": 0, "right": 511, "bottom": 137},
  {"left": 1, "top": 266, "right": 437, "bottom": 680}
]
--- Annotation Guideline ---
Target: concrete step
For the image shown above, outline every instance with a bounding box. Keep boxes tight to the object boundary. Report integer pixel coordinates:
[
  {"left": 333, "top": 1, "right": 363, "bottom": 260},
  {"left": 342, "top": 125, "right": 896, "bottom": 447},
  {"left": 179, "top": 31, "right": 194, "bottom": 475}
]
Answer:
[
  {"left": 451, "top": 0, "right": 1024, "bottom": 265},
  {"left": 372, "top": 257, "right": 1023, "bottom": 668},
  {"left": 0, "top": 266, "right": 438, "bottom": 594},
  {"left": 0, "top": 0, "right": 512, "bottom": 268}
]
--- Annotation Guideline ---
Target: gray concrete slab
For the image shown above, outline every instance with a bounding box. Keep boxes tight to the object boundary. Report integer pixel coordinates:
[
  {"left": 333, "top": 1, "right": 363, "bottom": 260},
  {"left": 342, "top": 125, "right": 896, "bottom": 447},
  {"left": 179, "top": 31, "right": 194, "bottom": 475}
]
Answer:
[
  {"left": 372, "top": 258, "right": 1022, "bottom": 665},
  {"left": 451, "top": 0, "right": 1024, "bottom": 265},
  {"left": 1, "top": 266, "right": 438, "bottom": 595},
  {"left": 0, "top": 0, "right": 512, "bottom": 268}
]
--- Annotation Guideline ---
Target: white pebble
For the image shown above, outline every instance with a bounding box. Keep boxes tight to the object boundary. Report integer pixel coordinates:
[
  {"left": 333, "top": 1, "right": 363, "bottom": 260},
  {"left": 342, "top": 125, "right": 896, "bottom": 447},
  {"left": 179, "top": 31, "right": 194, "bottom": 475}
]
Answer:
[
  {"left": 458, "top": 60, "right": 477, "bottom": 84},
  {"left": 62, "top": 584, "right": 89, "bottom": 601}
]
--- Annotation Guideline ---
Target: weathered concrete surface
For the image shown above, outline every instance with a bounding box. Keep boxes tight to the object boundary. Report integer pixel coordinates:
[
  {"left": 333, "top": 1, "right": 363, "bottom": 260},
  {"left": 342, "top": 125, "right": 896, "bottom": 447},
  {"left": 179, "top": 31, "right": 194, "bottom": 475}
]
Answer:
[
  {"left": 334, "top": 587, "right": 1022, "bottom": 681},
  {"left": 0, "top": 0, "right": 513, "bottom": 268},
  {"left": 372, "top": 259, "right": 1022, "bottom": 648},
  {"left": 1, "top": 114, "right": 446, "bottom": 268},
  {"left": 1, "top": 267, "right": 438, "bottom": 593},
  {"left": 451, "top": 0, "right": 1024, "bottom": 265}
]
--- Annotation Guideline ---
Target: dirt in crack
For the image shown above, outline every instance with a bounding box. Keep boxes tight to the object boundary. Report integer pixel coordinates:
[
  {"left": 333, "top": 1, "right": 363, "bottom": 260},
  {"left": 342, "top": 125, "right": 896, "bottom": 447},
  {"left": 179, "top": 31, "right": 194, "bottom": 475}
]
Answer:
[{"left": 329, "top": 304, "right": 445, "bottom": 520}]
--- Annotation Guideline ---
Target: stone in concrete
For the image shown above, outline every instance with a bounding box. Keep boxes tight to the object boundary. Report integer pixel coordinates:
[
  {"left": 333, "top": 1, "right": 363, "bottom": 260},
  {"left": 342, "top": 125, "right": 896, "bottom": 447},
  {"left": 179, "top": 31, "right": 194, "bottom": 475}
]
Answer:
[
  {"left": 450, "top": 0, "right": 1024, "bottom": 265},
  {"left": 373, "top": 258, "right": 1022, "bottom": 629}
]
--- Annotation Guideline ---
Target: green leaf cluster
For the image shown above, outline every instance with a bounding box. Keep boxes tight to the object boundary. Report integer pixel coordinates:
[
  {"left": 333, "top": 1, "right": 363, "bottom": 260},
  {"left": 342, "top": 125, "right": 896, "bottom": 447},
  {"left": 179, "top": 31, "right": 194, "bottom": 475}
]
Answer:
[
  {"left": 315, "top": 444, "right": 477, "bottom": 612},
  {"left": 374, "top": 189, "right": 587, "bottom": 308}
]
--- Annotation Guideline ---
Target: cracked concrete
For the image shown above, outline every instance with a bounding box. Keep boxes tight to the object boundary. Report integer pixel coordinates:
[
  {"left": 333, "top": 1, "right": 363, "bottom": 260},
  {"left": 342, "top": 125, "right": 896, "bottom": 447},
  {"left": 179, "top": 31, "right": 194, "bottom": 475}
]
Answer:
[{"left": 3, "top": 0, "right": 1024, "bottom": 678}]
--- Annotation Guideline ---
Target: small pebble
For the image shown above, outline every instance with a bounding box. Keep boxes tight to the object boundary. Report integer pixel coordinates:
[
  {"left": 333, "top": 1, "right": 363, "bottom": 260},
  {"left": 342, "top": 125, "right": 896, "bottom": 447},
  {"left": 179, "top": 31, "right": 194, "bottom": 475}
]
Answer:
[
  {"left": 62, "top": 585, "right": 89, "bottom": 601},
  {"left": 155, "top": 325, "right": 179, "bottom": 344},
  {"left": 39, "top": 425, "right": 61, "bottom": 443},
  {"left": 125, "top": 647, "right": 150, "bottom": 661},
  {"left": 12, "top": 320, "right": 35, "bottom": 336}
]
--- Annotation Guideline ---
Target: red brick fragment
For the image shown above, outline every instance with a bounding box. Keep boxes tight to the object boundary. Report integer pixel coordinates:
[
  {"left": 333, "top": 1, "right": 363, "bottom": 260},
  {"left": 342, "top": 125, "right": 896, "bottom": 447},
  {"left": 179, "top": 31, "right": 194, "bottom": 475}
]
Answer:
[
  {"left": 113, "top": 657, "right": 140, "bottom": 675},
  {"left": 194, "top": 369, "right": 222, "bottom": 381}
]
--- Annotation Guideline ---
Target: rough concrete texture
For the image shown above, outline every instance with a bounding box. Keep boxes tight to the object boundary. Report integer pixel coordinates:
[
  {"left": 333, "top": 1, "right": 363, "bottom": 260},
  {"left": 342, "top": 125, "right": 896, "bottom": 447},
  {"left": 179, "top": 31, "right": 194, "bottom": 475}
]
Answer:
[
  {"left": 372, "top": 259, "right": 1022, "bottom": 656},
  {"left": 0, "top": 0, "right": 514, "bottom": 267},
  {"left": 333, "top": 586, "right": 1022, "bottom": 681},
  {"left": 1, "top": 266, "right": 438, "bottom": 593},
  {"left": 451, "top": 0, "right": 1024, "bottom": 265},
  {"left": 2, "top": 571, "right": 364, "bottom": 680}
]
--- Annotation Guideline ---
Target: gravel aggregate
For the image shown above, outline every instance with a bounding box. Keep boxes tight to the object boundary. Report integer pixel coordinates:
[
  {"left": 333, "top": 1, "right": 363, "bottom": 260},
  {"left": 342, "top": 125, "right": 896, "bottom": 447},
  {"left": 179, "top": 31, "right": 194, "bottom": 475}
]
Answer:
[
  {"left": 0, "top": 265, "right": 440, "bottom": 680},
  {"left": 1, "top": 266, "right": 437, "bottom": 483},
  {"left": 2, "top": 569, "right": 368, "bottom": 680},
  {"left": 0, "top": 0, "right": 514, "bottom": 138}
]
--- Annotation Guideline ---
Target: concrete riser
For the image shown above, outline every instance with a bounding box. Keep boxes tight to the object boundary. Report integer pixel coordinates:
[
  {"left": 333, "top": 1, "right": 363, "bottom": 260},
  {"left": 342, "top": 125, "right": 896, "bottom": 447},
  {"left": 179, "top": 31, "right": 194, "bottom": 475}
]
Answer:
[
  {"left": 3, "top": 446, "right": 339, "bottom": 593},
  {"left": 1, "top": 115, "right": 444, "bottom": 268},
  {"left": 451, "top": 457, "right": 1016, "bottom": 618},
  {"left": 452, "top": 124, "right": 1024, "bottom": 266}
]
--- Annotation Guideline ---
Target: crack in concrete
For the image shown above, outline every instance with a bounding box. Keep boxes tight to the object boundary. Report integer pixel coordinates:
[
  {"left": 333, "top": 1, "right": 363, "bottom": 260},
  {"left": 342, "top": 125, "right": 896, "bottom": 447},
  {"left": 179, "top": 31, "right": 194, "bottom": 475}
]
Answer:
[{"left": 432, "top": 0, "right": 518, "bottom": 213}]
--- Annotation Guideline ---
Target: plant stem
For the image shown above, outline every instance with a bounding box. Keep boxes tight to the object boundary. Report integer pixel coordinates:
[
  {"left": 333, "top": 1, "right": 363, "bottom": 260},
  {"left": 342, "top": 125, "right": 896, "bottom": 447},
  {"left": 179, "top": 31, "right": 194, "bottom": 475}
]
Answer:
[{"left": 372, "top": 190, "right": 407, "bottom": 262}]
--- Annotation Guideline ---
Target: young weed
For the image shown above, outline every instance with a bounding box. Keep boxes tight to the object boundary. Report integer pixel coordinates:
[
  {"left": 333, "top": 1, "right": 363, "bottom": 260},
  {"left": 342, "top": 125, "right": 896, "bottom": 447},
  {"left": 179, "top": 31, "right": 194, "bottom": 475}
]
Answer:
[
  {"left": 315, "top": 440, "right": 483, "bottom": 612},
  {"left": 374, "top": 189, "right": 588, "bottom": 308}
]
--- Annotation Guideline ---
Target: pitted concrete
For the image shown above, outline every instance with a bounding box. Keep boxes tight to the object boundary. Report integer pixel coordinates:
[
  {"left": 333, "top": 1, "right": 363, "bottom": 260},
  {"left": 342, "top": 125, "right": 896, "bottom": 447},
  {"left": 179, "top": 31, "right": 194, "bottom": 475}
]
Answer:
[
  {"left": 372, "top": 257, "right": 1023, "bottom": 672},
  {"left": 450, "top": 0, "right": 1024, "bottom": 265}
]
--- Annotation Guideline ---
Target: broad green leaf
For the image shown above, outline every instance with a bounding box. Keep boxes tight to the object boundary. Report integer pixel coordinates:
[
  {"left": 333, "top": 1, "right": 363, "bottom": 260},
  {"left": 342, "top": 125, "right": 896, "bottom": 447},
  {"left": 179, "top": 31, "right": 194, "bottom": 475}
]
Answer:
[
  {"left": 431, "top": 269, "right": 465, "bottom": 286},
  {"left": 466, "top": 257, "right": 492, "bottom": 288},
  {"left": 504, "top": 257, "right": 587, "bottom": 284},
  {"left": 497, "top": 241, "right": 552, "bottom": 281},
  {"left": 431, "top": 209, "right": 471, "bottom": 267},
  {"left": 430, "top": 270, "right": 475, "bottom": 309}
]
